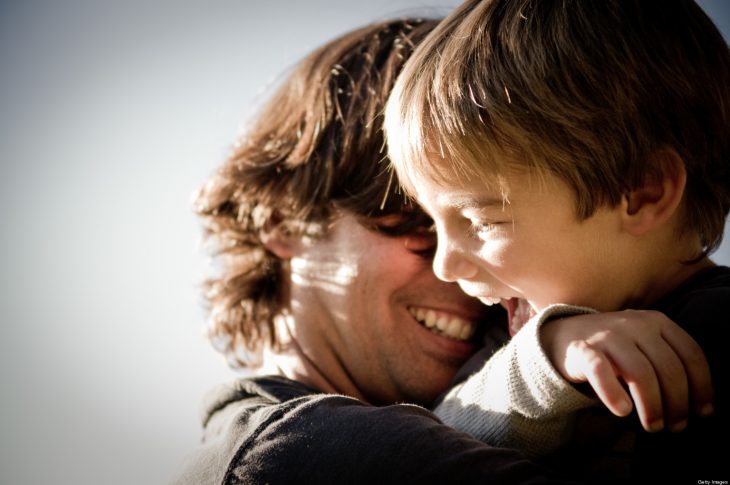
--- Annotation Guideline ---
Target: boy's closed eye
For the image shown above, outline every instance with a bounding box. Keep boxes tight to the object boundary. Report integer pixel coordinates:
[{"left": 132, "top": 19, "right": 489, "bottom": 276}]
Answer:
[
  {"left": 468, "top": 218, "right": 501, "bottom": 236},
  {"left": 462, "top": 209, "right": 509, "bottom": 237}
]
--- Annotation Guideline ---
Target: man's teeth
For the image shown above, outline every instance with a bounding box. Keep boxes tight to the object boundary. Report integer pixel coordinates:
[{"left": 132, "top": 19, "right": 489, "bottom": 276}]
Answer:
[
  {"left": 480, "top": 296, "right": 502, "bottom": 306},
  {"left": 408, "top": 306, "right": 476, "bottom": 341}
]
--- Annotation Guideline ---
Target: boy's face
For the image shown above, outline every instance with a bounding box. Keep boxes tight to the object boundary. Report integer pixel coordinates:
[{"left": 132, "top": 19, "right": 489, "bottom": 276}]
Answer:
[{"left": 410, "top": 168, "right": 632, "bottom": 332}]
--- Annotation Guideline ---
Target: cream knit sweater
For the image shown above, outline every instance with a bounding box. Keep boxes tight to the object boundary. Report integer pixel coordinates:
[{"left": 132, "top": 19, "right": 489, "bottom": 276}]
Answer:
[{"left": 434, "top": 304, "right": 600, "bottom": 458}]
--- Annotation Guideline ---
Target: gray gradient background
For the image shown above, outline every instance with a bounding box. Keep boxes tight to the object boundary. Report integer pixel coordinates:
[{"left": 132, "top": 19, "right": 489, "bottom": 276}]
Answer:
[{"left": 1, "top": 1, "right": 728, "bottom": 484}]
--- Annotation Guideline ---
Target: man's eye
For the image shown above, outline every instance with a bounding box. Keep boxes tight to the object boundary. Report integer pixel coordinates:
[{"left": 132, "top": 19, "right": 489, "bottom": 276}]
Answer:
[
  {"left": 366, "top": 212, "right": 434, "bottom": 237},
  {"left": 371, "top": 214, "right": 406, "bottom": 230},
  {"left": 412, "top": 223, "right": 436, "bottom": 236},
  {"left": 404, "top": 232, "right": 436, "bottom": 257}
]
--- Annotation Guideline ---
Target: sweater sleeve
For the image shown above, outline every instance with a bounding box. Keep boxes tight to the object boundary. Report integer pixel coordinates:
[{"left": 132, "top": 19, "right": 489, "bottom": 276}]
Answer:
[{"left": 433, "top": 304, "right": 600, "bottom": 458}]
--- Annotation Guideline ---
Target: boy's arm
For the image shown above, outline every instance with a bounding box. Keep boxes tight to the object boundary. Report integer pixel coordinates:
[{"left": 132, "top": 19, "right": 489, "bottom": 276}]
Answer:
[
  {"left": 540, "top": 309, "right": 714, "bottom": 433},
  {"left": 433, "top": 304, "right": 599, "bottom": 458},
  {"left": 435, "top": 305, "right": 714, "bottom": 457}
]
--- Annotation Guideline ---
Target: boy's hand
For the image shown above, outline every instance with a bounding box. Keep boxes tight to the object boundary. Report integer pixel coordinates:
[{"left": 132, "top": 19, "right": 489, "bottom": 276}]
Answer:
[{"left": 540, "top": 310, "right": 713, "bottom": 433}]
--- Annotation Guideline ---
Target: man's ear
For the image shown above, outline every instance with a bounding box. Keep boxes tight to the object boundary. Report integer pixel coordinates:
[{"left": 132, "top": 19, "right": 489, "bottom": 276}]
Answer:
[
  {"left": 621, "top": 148, "right": 687, "bottom": 236},
  {"left": 260, "top": 221, "right": 297, "bottom": 259}
]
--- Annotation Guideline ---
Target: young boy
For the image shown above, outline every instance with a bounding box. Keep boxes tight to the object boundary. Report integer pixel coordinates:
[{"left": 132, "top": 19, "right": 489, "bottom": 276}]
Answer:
[{"left": 385, "top": 0, "right": 729, "bottom": 481}]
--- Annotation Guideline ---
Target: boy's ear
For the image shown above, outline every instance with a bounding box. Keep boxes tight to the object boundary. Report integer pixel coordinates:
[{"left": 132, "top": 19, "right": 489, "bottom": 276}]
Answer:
[
  {"left": 260, "top": 220, "right": 297, "bottom": 259},
  {"left": 620, "top": 148, "right": 686, "bottom": 236}
]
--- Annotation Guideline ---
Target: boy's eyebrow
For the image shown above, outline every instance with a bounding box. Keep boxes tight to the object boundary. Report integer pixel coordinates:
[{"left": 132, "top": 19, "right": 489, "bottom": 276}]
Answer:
[{"left": 443, "top": 193, "right": 506, "bottom": 209}]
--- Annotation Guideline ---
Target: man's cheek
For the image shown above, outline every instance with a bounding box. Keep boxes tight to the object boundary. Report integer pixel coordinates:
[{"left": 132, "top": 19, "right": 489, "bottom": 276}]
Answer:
[{"left": 403, "top": 233, "right": 436, "bottom": 254}]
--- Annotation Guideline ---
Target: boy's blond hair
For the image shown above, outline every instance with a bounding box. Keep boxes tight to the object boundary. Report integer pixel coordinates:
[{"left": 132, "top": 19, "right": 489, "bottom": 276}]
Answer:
[{"left": 386, "top": 0, "right": 730, "bottom": 255}]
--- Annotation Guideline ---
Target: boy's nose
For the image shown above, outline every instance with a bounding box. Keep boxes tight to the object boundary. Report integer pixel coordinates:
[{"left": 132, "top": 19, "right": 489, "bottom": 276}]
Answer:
[{"left": 432, "top": 238, "right": 478, "bottom": 282}]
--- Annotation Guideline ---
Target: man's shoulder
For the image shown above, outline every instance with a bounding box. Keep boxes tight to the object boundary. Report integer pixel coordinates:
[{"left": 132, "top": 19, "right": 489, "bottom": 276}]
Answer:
[
  {"left": 199, "top": 375, "right": 320, "bottom": 424},
  {"left": 174, "top": 376, "right": 560, "bottom": 485},
  {"left": 208, "top": 375, "right": 446, "bottom": 458},
  {"left": 199, "top": 374, "right": 439, "bottom": 438},
  {"left": 176, "top": 376, "right": 442, "bottom": 483}
]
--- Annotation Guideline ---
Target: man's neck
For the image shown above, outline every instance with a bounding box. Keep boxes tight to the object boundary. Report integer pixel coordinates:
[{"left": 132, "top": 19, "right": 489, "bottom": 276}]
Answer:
[{"left": 258, "top": 315, "right": 368, "bottom": 402}]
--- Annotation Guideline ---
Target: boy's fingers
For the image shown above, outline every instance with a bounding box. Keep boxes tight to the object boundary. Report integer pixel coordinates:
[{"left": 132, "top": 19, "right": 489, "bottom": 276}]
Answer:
[
  {"left": 625, "top": 382, "right": 661, "bottom": 432},
  {"left": 661, "top": 324, "right": 714, "bottom": 416},
  {"left": 583, "top": 355, "right": 633, "bottom": 417},
  {"left": 565, "top": 344, "right": 632, "bottom": 416},
  {"left": 636, "top": 338, "right": 689, "bottom": 432},
  {"left": 612, "top": 348, "right": 664, "bottom": 432}
]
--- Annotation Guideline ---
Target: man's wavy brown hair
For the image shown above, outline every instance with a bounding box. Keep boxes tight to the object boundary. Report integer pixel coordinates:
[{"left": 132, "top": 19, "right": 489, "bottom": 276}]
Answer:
[{"left": 195, "top": 18, "right": 438, "bottom": 367}]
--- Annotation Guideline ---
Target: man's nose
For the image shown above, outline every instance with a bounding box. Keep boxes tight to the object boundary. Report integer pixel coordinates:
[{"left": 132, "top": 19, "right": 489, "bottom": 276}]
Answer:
[{"left": 432, "top": 236, "right": 478, "bottom": 282}]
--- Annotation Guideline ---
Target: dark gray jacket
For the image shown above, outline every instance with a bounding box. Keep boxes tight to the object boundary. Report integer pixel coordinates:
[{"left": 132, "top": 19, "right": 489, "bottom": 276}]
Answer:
[{"left": 172, "top": 375, "right": 574, "bottom": 484}]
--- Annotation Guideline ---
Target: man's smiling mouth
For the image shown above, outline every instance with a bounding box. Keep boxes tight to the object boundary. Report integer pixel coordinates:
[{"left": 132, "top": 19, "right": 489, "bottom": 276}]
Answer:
[{"left": 407, "top": 306, "right": 476, "bottom": 341}]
